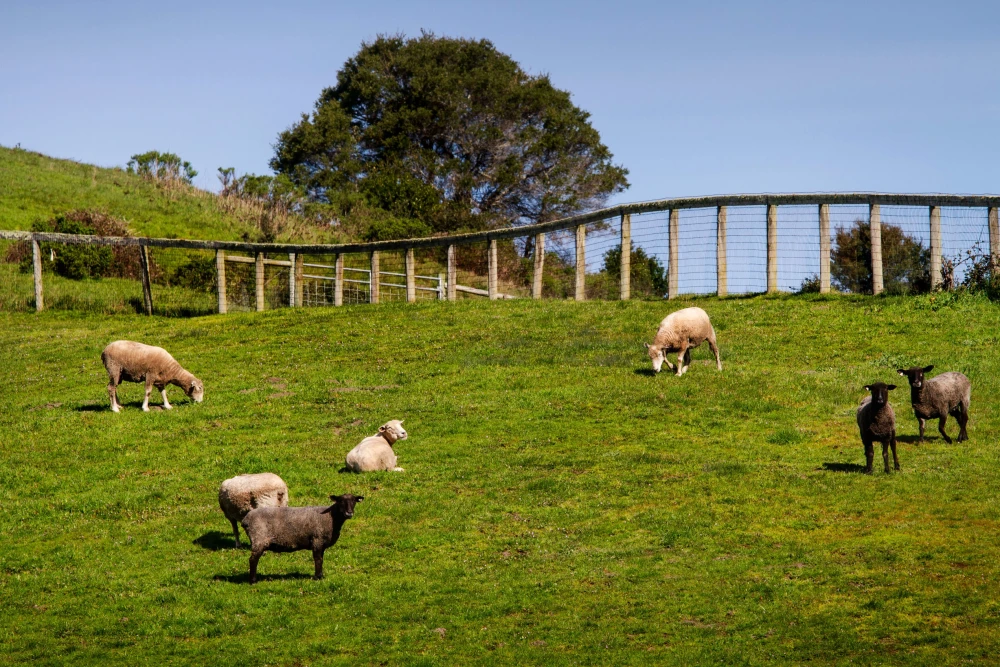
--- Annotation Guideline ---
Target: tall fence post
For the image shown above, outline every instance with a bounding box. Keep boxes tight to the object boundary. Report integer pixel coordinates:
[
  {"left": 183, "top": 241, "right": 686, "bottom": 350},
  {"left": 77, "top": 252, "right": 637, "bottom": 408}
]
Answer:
[
  {"left": 668, "top": 209, "right": 679, "bottom": 299},
  {"left": 335, "top": 253, "right": 344, "bottom": 306},
  {"left": 370, "top": 251, "right": 380, "bottom": 304},
  {"left": 929, "top": 205, "right": 942, "bottom": 290},
  {"left": 447, "top": 244, "right": 457, "bottom": 301},
  {"left": 288, "top": 253, "right": 296, "bottom": 307},
  {"left": 488, "top": 238, "right": 498, "bottom": 300},
  {"left": 870, "top": 204, "right": 883, "bottom": 295},
  {"left": 294, "top": 253, "right": 304, "bottom": 307},
  {"left": 716, "top": 206, "right": 727, "bottom": 297},
  {"left": 766, "top": 204, "right": 778, "bottom": 293},
  {"left": 438, "top": 273, "right": 446, "bottom": 300},
  {"left": 532, "top": 233, "right": 545, "bottom": 299},
  {"left": 990, "top": 207, "right": 1000, "bottom": 267},
  {"left": 255, "top": 251, "right": 265, "bottom": 312},
  {"left": 405, "top": 248, "right": 416, "bottom": 303},
  {"left": 216, "top": 249, "right": 227, "bottom": 314},
  {"left": 619, "top": 213, "right": 631, "bottom": 300},
  {"left": 139, "top": 244, "right": 153, "bottom": 315},
  {"left": 575, "top": 224, "right": 586, "bottom": 301},
  {"left": 31, "top": 237, "right": 43, "bottom": 312},
  {"left": 819, "top": 204, "right": 831, "bottom": 293}
]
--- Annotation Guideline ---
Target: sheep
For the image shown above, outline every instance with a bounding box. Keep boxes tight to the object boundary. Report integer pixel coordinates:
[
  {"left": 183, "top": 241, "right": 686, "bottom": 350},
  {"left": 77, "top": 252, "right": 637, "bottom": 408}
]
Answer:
[
  {"left": 856, "top": 382, "right": 900, "bottom": 474},
  {"left": 241, "top": 493, "right": 363, "bottom": 584},
  {"left": 345, "top": 420, "right": 409, "bottom": 472},
  {"left": 896, "top": 365, "right": 971, "bottom": 444},
  {"left": 218, "top": 473, "right": 289, "bottom": 548},
  {"left": 101, "top": 340, "right": 204, "bottom": 412},
  {"left": 644, "top": 307, "right": 722, "bottom": 376}
]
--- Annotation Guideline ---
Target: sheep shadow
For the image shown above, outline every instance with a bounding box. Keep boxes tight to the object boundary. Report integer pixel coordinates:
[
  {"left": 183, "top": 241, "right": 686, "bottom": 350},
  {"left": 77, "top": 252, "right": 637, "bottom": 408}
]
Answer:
[
  {"left": 74, "top": 404, "right": 105, "bottom": 412},
  {"left": 633, "top": 368, "right": 657, "bottom": 377},
  {"left": 74, "top": 401, "right": 168, "bottom": 412},
  {"left": 337, "top": 466, "right": 354, "bottom": 474},
  {"left": 896, "top": 435, "right": 938, "bottom": 444},
  {"left": 214, "top": 572, "right": 315, "bottom": 584},
  {"left": 194, "top": 531, "right": 240, "bottom": 551},
  {"left": 821, "top": 462, "right": 868, "bottom": 473}
]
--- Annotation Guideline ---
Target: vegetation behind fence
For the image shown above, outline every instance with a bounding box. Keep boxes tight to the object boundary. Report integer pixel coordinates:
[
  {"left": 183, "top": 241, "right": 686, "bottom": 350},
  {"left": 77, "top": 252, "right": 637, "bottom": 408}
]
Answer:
[{"left": 3, "top": 193, "right": 1000, "bottom": 316}]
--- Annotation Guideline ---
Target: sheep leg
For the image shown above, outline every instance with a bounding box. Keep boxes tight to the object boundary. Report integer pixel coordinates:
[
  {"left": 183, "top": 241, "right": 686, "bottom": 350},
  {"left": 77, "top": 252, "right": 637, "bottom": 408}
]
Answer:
[
  {"left": 682, "top": 348, "right": 692, "bottom": 374},
  {"left": 230, "top": 519, "right": 242, "bottom": 548},
  {"left": 937, "top": 415, "right": 952, "bottom": 444},
  {"left": 890, "top": 434, "right": 901, "bottom": 471},
  {"left": 161, "top": 388, "right": 172, "bottom": 410},
  {"left": 142, "top": 379, "right": 154, "bottom": 412},
  {"left": 107, "top": 383, "right": 120, "bottom": 413},
  {"left": 708, "top": 335, "right": 722, "bottom": 371},
  {"left": 881, "top": 440, "right": 891, "bottom": 474},
  {"left": 916, "top": 418, "right": 925, "bottom": 444},
  {"left": 675, "top": 343, "right": 688, "bottom": 376},
  {"left": 956, "top": 403, "right": 969, "bottom": 442},
  {"left": 248, "top": 548, "right": 264, "bottom": 584},
  {"left": 863, "top": 440, "right": 874, "bottom": 475},
  {"left": 313, "top": 549, "right": 324, "bottom": 580}
]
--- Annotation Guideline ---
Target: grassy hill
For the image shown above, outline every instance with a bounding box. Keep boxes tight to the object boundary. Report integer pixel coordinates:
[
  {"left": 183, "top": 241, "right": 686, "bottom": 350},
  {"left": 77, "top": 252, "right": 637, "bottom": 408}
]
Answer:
[
  {"left": 0, "top": 145, "right": 331, "bottom": 242},
  {"left": 3, "top": 293, "right": 1000, "bottom": 664}
]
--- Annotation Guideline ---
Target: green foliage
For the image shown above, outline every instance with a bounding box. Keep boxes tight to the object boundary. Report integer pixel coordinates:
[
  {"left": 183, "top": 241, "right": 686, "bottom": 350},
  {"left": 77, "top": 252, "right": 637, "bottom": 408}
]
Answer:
[
  {"left": 127, "top": 150, "right": 197, "bottom": 184},
  {"left": 362, "top": 215, "right": 433, "bottom": 242},
  {"left": 3, "top": 295, "right": 1000, "bottom": 663},
  {"left": 602, "top": 243, "right": 669, "bottom": 297},
  {"left": 831, "top": 219, "right": 930, "bottom": 294},
  {"left": 165, "top": 256, "right": 217, "bottom": 293},
  {"left": 18, "top": 213, "right": 122, "bottom": 279},
  {"left": 271, "top": 32, "right": 629, "bottom": 234},
  {"left": 798, "top": 274, "right": 822, "bottom": 294}
]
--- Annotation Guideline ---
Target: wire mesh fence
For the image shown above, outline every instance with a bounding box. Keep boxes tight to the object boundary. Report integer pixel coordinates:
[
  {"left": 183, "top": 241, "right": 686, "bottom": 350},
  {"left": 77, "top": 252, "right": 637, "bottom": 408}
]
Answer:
[{"left": 4, "top": 194, "right": 1000, "bottom": 316}]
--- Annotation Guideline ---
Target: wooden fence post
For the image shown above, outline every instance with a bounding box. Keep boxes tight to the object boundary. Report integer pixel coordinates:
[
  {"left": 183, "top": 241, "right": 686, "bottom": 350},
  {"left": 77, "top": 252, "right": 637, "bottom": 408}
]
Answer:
[
  {"left": 990, "top": 207, "right": 1000, "bottom": 268},
  {"left": 532, "top": 233, "right": 545, "bottom": 299},
  {"left": 255, "top": 251, "right": 265, "bottom": 311},
  {"left": 335, "top": 253, "right": 344, "bottom": 306},
  {"left": 405, "top": 248, "right": 416, "bottom": 303},
  {"left": 438, "top": 273, "right": 446, "bottom": 300},
  {"left": 668, "top": 209, "right": 679, "bottom": 299},
  {"left": 294, "top": 253, "right": 304, "bottom": 307},
  {"left": 288, "top": 253, "right": 296, "bottom": 307},
  {"left": 766, "top": 204, "right": 778, "bottom": 293},
  {"left": 716, "top": 206, "right": 727, "bottom": 297},
  {"left": 216, "top": 249, "right": 227, "bottom": 314},
  {"left": 620, "top": 213, "right": 631, "bottom": 300},
  {"left": 139, "top": 244, "right": 153, "bottom": 315},
  {"left": 929, "top": 205, "right": 942, "bottom": 290},
  {"left": 488, "top": 238, "right": 498, "bottom": 300},
  {"left": 870, "top": 204, "right": 883, "bottom": 295},
  {"left": 32, "top": 238, "right": 43, "bottom": 312},
  {"left": 819, "top": 204, "right": 830, "bottom": 293},
  {"left": 370, "top": 251, "right": 380, "bottom": 304},
  {"left": 447, "top": 244, "right": 457, "bottom": 301},
  {"left": 575, "top": 224, "right": 586, "bottom": 301}
]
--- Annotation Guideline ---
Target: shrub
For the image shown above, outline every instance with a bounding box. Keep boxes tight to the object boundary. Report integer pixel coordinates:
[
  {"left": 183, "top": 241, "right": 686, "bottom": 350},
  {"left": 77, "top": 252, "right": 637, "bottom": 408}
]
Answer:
[
  {"left": 128, "top": 151, "right": 197, "bottom": 185},
  {"left": 601, "top": 243, "right": 668, "bottom": 298}
]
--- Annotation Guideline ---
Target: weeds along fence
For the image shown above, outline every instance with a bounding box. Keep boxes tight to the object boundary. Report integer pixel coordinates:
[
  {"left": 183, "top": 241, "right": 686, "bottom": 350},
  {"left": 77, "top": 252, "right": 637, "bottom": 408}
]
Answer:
[{"left": 3, "top": 193, "right": 1000, "bottom": 316}]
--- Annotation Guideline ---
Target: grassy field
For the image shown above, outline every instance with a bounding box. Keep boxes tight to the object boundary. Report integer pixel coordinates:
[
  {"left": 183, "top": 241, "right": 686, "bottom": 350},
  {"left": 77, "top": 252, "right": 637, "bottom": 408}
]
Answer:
[{"left": 3, "top": 293, "right": 1000, "bottom": 665}]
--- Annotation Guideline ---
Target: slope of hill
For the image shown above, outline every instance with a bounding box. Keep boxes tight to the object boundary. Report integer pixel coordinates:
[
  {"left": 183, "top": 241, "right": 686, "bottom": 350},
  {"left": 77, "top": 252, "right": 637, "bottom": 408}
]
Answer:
[{"left": 0, "top": 145, "right": 331, "bottom": 242}]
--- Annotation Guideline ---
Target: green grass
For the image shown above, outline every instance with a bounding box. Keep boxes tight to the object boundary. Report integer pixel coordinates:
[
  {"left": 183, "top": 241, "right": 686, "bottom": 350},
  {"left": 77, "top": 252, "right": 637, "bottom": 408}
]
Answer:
[
  {"left": 3, "top": 293, "right": 1000, "bottom": 665},
  {"left": 0, "top": 145, "right": 333, "bottom": 242}
]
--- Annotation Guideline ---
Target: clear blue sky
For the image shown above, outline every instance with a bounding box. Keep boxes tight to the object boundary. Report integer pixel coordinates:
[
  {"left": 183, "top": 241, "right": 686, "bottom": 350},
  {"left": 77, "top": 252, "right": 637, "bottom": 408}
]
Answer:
[{"left": 3, "top": 0, "right": 999, "bottom": 202}]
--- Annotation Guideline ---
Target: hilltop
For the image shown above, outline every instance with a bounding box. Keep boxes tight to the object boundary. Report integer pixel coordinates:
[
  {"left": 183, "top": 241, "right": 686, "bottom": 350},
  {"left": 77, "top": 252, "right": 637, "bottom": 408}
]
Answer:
[{"left": 0, "top": 145, "right": 334, "bottom": 242}]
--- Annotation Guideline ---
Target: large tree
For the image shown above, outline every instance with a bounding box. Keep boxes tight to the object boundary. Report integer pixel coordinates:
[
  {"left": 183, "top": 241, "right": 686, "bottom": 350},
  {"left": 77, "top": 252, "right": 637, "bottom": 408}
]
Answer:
[
  {"left": 831, "top": 219, "right": 931, "bottom": 294},
  {"left": 271, "top": 33, "right": 629, "bottom": 236}
]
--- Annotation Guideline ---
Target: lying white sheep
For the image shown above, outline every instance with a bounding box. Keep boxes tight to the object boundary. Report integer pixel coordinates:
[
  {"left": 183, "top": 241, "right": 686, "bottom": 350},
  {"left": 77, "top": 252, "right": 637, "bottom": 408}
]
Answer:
[
  {"left": 345, "top": 420, "right": 409, "bottom": 472},
  {"left": 101, "top": 340, "right": 204, "bottom": 412},
  {"left": 218, "top": 473, "right": 289, "bottom": 548},
  {"left": 644, "top": 307, "right": 722, "bottom": 376}
]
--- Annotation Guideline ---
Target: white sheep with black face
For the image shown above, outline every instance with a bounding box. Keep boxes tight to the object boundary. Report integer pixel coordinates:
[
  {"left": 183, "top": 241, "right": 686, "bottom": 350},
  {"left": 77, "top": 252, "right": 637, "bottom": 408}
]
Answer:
[
  {"left": 344, "top": 420, "right": 409, "bottom": 472},
  {"left": 644, "top": 307, "right": 721, "bottom": 376},
  {"left": 101, "top": 340, "right": 204, "bottom": 412}
]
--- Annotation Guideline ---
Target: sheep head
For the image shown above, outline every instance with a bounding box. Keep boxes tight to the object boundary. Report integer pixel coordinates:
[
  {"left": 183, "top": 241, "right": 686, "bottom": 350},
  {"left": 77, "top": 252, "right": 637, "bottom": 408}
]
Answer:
[
  {"left": 187, "top": 378, "right": 205, "bottom": 403},
  {"left": 644, "top": 343, "right": 666, "bottom": 373},
  {"left": 378, "top": 420, "right": 408, "bottom": 445},
  {"left": 896, "top": 365, "right": 934, "bottom": 389},
  {"left": 321, "top": 493, "right": 364, "bottom": 519},
  {"left": 864, "top": 382, "right": 897, "bottom": 407}
]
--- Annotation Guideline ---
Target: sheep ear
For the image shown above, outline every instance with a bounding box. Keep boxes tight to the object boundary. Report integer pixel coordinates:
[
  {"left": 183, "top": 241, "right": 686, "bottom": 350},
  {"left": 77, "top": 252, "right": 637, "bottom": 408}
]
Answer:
[
  {"left": 923, "top": 365, "right": 934, "bottom": 372},
  {"left": 887, "top": 385, "right": 897, "bottom": 390},
  {"left": 863, "top": 385, "right": 871, "bottom": 391},
  {"left": 644, "top": 342, "right": 650, "bottom": 350},
  {"left": 356, "top": 496, "right": 364, "bottom": 502},
  {"left": 896, "top": 369, "right": 906, "bottom": 376},
  {"left": 378, "top": 425, "right": 387, "bottom": 432}
]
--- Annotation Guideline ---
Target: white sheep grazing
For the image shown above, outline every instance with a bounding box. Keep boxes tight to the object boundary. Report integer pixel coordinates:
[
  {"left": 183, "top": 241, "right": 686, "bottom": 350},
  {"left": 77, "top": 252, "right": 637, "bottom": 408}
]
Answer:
[
  {"left": 101, "top": 340, "right": 204, "bottom": 412},
  {"left": 345, "top": 420, "right": 409, "bottom": 472},
  {"left": 644, "top": 307, "right": 722, "bottom": 376},
  {"left": 218, "top": 473, "right": 289, "bottom": 548}
]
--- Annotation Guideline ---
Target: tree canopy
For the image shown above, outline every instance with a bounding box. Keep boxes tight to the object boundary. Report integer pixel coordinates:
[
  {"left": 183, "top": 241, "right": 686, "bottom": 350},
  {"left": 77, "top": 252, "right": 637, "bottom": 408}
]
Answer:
[
  {"left": 270, "top": 33, "right": 629, "bottom": 238},
  {"left": 831, "top": 219, "right": 930, "bottom": 294}
]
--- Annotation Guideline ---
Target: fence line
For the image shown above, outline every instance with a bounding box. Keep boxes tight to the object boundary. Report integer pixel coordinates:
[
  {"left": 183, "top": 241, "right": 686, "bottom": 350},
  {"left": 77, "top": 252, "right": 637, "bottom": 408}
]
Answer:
[{"left": 3, "top": 192, "right": 1000, "bottom": 315}]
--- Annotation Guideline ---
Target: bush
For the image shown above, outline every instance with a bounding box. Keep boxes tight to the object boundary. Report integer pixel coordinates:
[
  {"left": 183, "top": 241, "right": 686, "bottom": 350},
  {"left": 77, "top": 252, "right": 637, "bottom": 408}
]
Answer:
[
  {"left": 165, "top": 257, "right": 217, "bottom": 292},
  {"left": 601, "top": 243, "right": 668, "bottom": 298},
  {"left": 798, "top": 274, "right": 821, "bottom": 294},
  {"left": 831, "top": 219, "right": 930, "bottom": 294},
  {"left": 363, "top": 216, "right": 433, "bottom": 242},
  {"left": 128, "top": 151, "right": 197, "bottom": 185}
]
